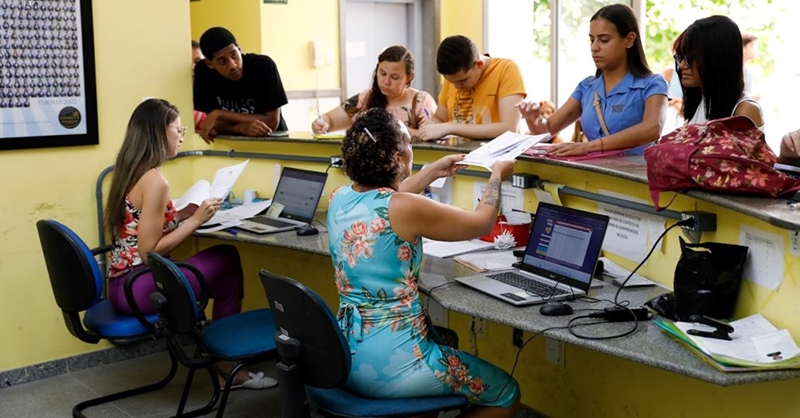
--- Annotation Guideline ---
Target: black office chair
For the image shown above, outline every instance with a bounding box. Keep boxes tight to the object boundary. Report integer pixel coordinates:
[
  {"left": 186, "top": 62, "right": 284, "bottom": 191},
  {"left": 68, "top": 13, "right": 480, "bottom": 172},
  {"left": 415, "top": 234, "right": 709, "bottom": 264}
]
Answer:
[
  {"left": 36, "top": 219, "right": 185, "bottom": 418},
  {"left": 259, "top": 269, "right": 468, "bottom": 418},
  {"left": 148, "top": 253, "right": 278, "bottom": 418}
]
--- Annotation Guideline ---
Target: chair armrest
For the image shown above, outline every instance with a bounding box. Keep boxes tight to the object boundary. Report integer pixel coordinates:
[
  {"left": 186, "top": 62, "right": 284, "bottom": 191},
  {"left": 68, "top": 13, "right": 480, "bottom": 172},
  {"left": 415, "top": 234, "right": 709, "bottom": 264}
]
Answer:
[
  {"left": 124, "top": 268, "right": 157, "bottom": 331},
  {"left": 90, "top": 244, "right": 112, "bottom": 256},
  {"left": 173, "top": 261, "right": 209, "bottom": 314}
]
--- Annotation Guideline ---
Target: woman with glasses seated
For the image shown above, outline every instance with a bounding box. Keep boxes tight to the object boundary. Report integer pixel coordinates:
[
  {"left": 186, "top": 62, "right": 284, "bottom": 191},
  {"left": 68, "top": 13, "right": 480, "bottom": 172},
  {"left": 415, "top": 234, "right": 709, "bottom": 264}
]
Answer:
[
  {"left": 676, "top": 15, "right": 764, "bottom": 130},
  {"left": 327, "top": 108, "right": 520, "bottom": 417},
  {"left": 518, "top": 4, "right": 667, "bottom": 157},
  {"left": 104, "top": 99, "right": 275, "bottom": 390}
]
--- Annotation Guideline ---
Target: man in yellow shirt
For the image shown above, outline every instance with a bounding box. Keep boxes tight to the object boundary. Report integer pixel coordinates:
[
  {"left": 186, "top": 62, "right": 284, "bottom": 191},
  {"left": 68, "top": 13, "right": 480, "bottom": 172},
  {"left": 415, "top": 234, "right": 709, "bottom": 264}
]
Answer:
[{"left": 417, "top": 35, "right": 526, "bottom": 141}]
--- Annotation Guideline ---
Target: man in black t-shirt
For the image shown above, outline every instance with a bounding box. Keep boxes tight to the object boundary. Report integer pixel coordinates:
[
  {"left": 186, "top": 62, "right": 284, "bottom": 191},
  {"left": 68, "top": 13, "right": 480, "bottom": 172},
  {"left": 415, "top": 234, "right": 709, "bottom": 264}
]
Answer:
[{"left": 194, "top": 27, "right": 288, "bottom": 143}]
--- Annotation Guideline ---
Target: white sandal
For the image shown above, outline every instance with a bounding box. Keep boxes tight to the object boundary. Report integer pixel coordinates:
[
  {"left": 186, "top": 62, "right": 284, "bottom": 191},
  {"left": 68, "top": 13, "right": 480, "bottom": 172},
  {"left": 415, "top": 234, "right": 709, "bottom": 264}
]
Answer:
[{"left": 227, "top": 371, "right": 278, "bottom": 391}]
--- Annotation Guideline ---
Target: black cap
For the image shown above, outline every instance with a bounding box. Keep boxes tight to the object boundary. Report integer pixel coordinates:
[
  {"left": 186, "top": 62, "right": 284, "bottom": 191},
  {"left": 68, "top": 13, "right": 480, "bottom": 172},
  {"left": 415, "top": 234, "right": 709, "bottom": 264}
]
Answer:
[{"left": 199, "top": 27, "right": 237, "bottom": 59}]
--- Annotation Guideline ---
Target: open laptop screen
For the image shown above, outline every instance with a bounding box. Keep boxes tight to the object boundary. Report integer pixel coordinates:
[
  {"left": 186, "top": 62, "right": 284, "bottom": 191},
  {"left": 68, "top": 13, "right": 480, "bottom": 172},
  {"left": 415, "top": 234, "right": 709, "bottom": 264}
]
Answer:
[
  {"left": 522, "top": 202, "right": 609, "bottom": 285},
  {"left": 273, "top": 168, "right": 328, "bottom": 222}
]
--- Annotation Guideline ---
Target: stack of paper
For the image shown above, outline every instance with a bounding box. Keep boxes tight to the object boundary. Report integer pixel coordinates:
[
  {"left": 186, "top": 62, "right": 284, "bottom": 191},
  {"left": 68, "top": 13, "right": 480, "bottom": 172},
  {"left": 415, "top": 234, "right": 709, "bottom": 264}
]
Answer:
[
  {"left": 422, "top": 238, "right": 494, "bottom": 258},
  {"left": 460, "top": 132, "right": 552, "bottom": 170},
  {"left": 655, "top": 313, "right": 800, "bottom": 371},
  {"left": 599, "top": 257, "right": 657, "bottom": 287},
  {"left": 312, "top": 130, "right": 346, "bottom": 140},
  {"left": 453, "top": 250, "right": 518, "bottom": 272}
]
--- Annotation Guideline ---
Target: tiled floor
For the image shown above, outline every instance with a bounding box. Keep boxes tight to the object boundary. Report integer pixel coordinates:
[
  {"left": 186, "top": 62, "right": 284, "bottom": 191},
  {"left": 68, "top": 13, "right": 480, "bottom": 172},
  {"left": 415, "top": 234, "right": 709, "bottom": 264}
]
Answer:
[
  {"left": 0, "top": 351, "right": 282, "bottom": 418},
  {"left": 0, "top": 350, "right": 540, "bottom": 418}
]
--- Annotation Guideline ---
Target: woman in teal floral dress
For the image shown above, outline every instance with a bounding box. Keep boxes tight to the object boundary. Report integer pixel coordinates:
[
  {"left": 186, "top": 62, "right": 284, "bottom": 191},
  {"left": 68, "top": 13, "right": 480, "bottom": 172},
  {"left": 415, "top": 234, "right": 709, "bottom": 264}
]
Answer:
[{"left": 327, "top": 108, "right": 519, "bottom": 417}]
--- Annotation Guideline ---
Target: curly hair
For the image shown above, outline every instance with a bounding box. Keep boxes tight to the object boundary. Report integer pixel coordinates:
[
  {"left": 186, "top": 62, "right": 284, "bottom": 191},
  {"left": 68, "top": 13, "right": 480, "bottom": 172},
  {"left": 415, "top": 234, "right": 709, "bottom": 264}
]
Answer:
[{"left": 341, "top": 108, "right": 408, "bottom": 188}]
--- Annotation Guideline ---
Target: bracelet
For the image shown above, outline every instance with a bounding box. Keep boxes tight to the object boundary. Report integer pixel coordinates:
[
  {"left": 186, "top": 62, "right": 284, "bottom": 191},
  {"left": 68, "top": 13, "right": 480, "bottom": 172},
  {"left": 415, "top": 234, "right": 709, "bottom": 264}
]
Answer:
[{"left": 599, "top": 138, "right": 605, "bottom": 152}]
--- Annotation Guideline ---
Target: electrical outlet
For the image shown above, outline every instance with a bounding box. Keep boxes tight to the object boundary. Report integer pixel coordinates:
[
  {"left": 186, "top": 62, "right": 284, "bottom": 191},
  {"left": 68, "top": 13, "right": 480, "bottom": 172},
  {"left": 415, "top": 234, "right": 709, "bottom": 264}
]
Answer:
[
  {"left": 471, "top": 317, "right": 486, "bottom": 336},
  {"left": 545, "top": 337, "right": 565, "bottom": 368},
  {"left": 330, "top": 156, "right": 343, "bottom": 167},
  {"left": 425, "top": 297, "right": 448, "bottom": 327},
  {"left": 512, "top": 328, "right": 523, "bottom": 348}
]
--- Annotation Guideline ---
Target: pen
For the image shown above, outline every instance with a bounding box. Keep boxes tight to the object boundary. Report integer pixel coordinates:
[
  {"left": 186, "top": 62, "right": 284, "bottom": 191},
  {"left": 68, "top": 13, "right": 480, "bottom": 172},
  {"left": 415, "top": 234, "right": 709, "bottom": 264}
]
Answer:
[
  {"left": 316, "top": 109, "right": 327, "bottom": 134},
  {"left": 423, "top": 109, "right": 431, "bottom": 119},
  {"left": 225, "top": 228, "right": 238, "bottom": 236},
  {"left": 424, "top": 187, "right": 433, "bottom": 199}
]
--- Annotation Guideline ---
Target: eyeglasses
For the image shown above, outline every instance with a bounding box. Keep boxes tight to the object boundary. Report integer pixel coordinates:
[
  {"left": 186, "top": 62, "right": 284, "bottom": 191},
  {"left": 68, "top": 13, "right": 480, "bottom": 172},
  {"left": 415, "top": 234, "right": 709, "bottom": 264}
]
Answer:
[
  {"left": 673, "top": 54, "right": 693, "bottom": 67},
  {"left": 171, "top": 124, "right": 187, "bottom": 137}
]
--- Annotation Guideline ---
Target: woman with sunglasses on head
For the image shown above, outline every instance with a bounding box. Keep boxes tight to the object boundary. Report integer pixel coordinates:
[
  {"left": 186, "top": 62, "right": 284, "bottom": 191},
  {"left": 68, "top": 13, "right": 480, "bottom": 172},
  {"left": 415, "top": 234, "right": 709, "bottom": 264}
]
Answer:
[
  {"left": 328, "top": 108, "right": 519, "bottom": 417},
  {"left": 105, "top": 99, "right": 275, "bottom": 390},
  {"left": 676, "top": 15, "right": 764, "bottom": 130},
  {"left": 518, "top": 4, "right": 667, "bottom": 157}
]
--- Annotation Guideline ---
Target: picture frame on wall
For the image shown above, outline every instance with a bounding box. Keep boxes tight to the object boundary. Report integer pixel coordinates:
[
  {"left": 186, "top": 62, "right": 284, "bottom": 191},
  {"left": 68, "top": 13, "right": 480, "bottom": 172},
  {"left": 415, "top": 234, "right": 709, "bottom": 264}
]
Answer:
[{"left": 0, "top": 0, "right": 99, "bottom": 151}]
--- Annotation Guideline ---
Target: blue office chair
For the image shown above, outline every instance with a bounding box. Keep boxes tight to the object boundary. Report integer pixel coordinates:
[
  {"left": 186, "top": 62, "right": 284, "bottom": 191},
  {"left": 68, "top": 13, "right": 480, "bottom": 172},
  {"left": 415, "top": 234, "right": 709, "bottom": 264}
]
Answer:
[
  {"left": 148, "top": 253, "right": 278, "bottom": 418},
  {"left": 36, "top": 219, "right": 189, "bottom": 418},
  {"left": 259, "top": 269, "right": 469, "bottom": 418}
]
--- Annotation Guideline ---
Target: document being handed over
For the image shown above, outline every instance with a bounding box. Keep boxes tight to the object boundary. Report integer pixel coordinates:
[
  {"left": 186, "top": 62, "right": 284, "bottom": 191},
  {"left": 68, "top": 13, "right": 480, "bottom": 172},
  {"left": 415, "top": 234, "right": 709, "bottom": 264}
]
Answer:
[{"left": 460, "top": 132, "right": 552, "bottom": 170}]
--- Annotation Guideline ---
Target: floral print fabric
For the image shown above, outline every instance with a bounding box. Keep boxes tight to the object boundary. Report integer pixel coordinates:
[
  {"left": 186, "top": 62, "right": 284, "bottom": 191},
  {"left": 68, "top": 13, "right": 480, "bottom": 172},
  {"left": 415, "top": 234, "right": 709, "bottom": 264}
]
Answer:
[
  {"left": 645, "top": 116, "right": 800, "bottom": 210},
  {"left": 108, "top": 196, "right": 179, "bottom": 279},
  {"left": 327, "top": 185, "right": 519, "bottom": 407}
]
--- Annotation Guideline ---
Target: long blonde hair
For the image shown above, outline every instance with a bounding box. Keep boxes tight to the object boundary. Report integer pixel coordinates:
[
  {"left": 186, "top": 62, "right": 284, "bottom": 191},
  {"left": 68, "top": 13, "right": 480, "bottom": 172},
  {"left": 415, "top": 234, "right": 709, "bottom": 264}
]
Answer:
[{"left": 104, "top": 99, "right": 179, "bottom": 239}]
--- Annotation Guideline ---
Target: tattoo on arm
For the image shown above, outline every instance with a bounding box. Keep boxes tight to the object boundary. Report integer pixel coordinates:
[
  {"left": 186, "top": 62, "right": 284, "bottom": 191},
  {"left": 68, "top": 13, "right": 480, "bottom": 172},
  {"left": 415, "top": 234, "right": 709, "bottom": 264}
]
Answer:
[{"left": 481, "top": 179, "right": 501, "bottom": 207}]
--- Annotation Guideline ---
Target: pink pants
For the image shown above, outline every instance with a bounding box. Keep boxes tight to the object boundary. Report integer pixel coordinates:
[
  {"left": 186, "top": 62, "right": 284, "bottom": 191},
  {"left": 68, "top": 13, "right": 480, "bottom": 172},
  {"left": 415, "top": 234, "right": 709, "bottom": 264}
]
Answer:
[{"left": 108, "top": 245, "right": 244, "bottom": 320}]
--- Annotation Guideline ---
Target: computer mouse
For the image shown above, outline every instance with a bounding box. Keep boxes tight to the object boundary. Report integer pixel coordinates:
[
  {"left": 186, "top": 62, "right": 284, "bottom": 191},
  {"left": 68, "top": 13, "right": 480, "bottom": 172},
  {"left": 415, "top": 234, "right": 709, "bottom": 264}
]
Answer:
[
  {"left": 296, "top": 224, "right": 319, "bottom": 236},
  {"left": 539, "top": 301, "right": 573, "bottom": 316}
]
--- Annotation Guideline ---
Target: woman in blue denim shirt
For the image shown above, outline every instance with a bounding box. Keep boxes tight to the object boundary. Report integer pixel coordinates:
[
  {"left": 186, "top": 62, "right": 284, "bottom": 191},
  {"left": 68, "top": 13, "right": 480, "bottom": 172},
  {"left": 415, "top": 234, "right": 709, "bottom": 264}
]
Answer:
[{"left": 519, "top": 4, "right": 667, "bottom": 157}]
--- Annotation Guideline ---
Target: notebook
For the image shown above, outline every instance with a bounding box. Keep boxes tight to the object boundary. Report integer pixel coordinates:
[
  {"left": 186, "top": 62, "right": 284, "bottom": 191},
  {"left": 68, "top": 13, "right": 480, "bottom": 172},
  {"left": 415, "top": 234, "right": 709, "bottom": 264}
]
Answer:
[
  {"left": 455, "top": 202, "right": 610, "bottom": 306},
  {"left": 236, "top": 167, "right": 328, "bottom": 234}
]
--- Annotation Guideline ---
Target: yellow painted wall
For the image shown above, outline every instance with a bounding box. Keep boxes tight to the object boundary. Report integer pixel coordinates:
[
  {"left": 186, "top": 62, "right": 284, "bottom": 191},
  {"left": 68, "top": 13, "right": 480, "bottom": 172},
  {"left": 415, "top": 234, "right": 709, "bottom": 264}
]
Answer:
[
  {"left": 259, "top": 0, "right": 341, "bottom": 91},
  {"left": 440, "top": 0, "right": 484, "bottom": 50},
  {"left": 0, "top": 0, "right": 200, "bottom": 372},
  {"left": 181, "top": 147, "right": 800, "bottom": 418},
  {"left": 4, "top": 2, "right": 800, "bottom": 417},
  {"left": 190, "top": 0, "right": 262, "bottom": 55}
]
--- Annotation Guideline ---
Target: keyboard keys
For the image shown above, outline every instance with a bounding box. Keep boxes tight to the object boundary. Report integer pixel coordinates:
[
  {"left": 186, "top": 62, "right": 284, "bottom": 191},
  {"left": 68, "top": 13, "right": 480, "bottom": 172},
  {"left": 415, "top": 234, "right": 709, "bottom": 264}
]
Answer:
[
  {"left": 487, "top": 272, "right": 569, "bottom": 297},
  {"left": 250, "top": 217, "right": 295, "bottom": 228}
]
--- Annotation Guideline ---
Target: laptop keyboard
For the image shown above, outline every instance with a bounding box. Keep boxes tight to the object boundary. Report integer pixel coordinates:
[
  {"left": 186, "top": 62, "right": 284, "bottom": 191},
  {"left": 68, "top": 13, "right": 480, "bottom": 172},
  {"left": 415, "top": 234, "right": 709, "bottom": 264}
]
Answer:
[
  {"left": 487, "top": 272, "right": 570, "bottom": 297},
  {"left": 249, "top": 216, "right": 295, "bottom": 228}
]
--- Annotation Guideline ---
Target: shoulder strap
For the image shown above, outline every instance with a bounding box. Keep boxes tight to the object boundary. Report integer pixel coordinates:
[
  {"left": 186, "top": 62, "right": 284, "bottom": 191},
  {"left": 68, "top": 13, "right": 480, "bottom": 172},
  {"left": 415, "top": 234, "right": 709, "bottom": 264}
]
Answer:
[
  {"left": 409, "top": 91, "right": 421, "bottom": 129},
  {"left": 593, "top": 91, "right": 611, "bottom": 137}
]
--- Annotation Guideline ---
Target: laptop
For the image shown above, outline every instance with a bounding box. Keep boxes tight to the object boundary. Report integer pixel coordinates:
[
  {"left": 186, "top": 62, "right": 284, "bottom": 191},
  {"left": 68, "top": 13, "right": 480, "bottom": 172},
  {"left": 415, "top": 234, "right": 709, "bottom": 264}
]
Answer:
[
  {"left": 236, "top": 167, "right": 328, "bottom": 234},
  {"left": 455, "top": 202, "right": 610, "bottom": 307}
]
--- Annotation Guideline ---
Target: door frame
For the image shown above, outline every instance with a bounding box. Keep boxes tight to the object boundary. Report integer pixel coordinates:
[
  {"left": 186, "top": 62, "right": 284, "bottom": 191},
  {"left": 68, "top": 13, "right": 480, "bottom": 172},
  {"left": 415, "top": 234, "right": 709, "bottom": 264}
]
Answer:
[{"left": 338, "top": 0, "right": 440, "bottom": 102}]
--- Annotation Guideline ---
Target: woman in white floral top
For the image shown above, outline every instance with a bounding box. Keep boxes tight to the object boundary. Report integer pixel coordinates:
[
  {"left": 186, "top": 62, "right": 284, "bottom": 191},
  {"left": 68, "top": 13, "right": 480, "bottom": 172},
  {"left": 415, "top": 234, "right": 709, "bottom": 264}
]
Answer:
[{"left": 327, "top": 108, "right": 519, "bottom": 417}]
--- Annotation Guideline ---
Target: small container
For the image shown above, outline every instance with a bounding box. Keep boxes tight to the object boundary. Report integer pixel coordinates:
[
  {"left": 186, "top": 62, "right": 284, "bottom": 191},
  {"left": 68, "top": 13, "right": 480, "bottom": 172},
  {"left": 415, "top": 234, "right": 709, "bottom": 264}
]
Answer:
[
  {"left": 479, "top": 215, "right": 531, "bottom": 245},
  {"left": 243, "top": 189, "right": 257, "bottom": 204}
]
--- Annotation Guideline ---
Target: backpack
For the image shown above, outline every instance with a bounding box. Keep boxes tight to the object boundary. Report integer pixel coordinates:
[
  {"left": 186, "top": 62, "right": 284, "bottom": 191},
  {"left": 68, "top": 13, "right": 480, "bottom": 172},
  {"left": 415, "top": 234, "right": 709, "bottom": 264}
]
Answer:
[{"left": 643, "top": 116, "right": 800, "bottom": 210}]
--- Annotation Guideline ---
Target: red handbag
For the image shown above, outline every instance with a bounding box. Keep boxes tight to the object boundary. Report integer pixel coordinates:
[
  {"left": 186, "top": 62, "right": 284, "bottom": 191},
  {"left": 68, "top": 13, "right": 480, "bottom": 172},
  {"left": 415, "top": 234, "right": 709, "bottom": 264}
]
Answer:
[{"left": 644, "top": 116, "right": 800, "bottom": 210}]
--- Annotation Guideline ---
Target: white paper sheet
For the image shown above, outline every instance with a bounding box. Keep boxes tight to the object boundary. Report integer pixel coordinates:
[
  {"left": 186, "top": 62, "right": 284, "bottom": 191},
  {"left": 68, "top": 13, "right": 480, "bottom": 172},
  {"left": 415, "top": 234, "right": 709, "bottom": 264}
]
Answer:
[
  {"left": 422, "top": 238, "right": 495, "bottom": 258},
  {"left": 461, "top": 131, "right": 551, "bottom": 170},
  {"left": 172, "top": 160, "right": 249, "bottom": 211},
  {"left": 453, "top": 250, "right": 518, "bottom": 272},
  {"left": 202, "top": 200, "right": 272, "bottom": 227},
  {"left": 740, "top": 224, "right": 784, "bottom": 290},
  {"left": 677, "top": 313, "right": 800, "bottom": 364}
]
